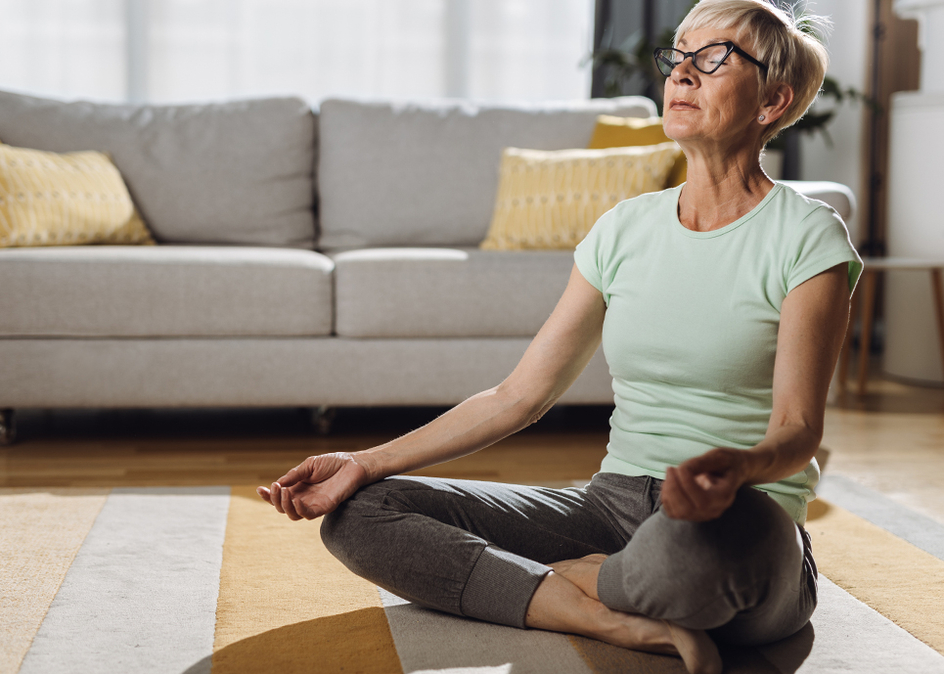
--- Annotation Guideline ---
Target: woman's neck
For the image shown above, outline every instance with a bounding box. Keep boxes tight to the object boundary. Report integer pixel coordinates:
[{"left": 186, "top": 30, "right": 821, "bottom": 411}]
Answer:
[{"left": 676, "top": 144, "right": 774, "bottom": 233}]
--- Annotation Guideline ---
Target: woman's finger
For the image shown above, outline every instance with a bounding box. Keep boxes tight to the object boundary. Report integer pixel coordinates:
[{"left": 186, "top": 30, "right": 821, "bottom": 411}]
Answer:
[
  {"left": 256, "top": 486, "right": 272, "bottom": 503},
  {"left": 277, "top": 462, "right": 307, "bottom": 488},
  {"left": 280, "top": 485, "right": 301, "bottom": 521},
  {"left": 674, "top": 464, "right": 710, "bottom": 512},
  {"left": 271, "top": 482, "right": 286, "bottom": 514},
  {"left": 663, "top": 467, "right": 697, "bottom": 519}
]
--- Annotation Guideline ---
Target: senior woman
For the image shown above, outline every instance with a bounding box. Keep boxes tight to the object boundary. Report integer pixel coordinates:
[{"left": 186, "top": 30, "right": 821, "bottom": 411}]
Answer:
[{"left": 258, "top": 1, "right": 861, "bottom": 672}]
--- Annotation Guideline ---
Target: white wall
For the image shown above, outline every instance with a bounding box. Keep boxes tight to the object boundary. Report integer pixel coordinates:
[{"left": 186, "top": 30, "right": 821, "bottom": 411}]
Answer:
[{"left": 798, "top": 0, "right": 870, "bottom": 247}]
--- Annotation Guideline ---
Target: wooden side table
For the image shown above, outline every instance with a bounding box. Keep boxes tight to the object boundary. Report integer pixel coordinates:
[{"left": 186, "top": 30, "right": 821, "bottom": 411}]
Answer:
[{"left": 837, "top": 258, "right": 944, "bottom": 396}]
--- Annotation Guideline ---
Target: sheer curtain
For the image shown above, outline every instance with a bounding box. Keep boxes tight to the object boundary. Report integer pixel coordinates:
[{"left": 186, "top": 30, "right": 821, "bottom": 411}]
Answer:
[
  {"left": 0, "top": 0, "right": 126, "bottom": 102},
  {"left": 0, "top": 0, "right": 593, "bottom": 105}
]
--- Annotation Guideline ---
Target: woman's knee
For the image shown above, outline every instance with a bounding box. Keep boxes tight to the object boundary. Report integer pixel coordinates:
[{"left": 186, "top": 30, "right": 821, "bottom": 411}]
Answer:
[
  {"left": 320, "top": 477, "right": 439, "bottom": 566},
  {"left": 320, "top": 501, "right": 352, "bottom": 555},
  {"left": 320, "top": 497, "right": 361, "bottom": 565},
  {"left": 319, "top": 480, "right": 393, "bottom": 565},
  {"left": 600, "top": 488, "right": 804, "bottom": 626},
  {"left": 678, "top": 487, "right": 794, "bottom": 553}
]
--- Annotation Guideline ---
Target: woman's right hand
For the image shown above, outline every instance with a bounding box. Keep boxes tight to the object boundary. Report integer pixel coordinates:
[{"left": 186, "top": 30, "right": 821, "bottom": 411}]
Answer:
[{"left": 256, "top": 452, "right": 371, "bottom": 521}]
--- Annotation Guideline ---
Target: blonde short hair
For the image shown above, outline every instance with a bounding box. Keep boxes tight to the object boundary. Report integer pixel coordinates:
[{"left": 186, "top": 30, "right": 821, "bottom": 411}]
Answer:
[{"left": 675, "top": 0, "right": 830, "bottom": 146}]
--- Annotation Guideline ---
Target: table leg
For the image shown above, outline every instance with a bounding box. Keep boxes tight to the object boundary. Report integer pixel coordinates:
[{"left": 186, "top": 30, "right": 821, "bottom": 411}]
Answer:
[
  {"left": 838, "top": 282, "right": 859, "bottom": 391},
  {"left": 931, "top": 269, "right": 944, "bottom": 380},
  {"left": 857, "top": 270, "right": 878, "bottom": 397}
]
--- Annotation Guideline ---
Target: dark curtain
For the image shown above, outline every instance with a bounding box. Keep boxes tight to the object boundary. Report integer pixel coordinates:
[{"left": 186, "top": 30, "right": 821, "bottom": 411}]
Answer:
[{"left": 590, "top": 0, "right": 693, "bottom": 100}]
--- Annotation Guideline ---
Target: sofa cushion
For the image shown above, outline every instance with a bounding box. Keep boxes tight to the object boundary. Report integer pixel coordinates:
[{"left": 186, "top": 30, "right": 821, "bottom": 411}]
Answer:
[
  {"left": 0, "top": 90, "right": 316, "bottom": 249},
  {"left": 0, "top": 338, "right": 613, "bottom": 407},
  {"left": 317, "top": 96, "right": 657, "bottom": 249},
  {"left": 333, "top": 248, "right": 574, "bottom": 338},
  {"left": 0, "top": 246, "right": 334, "bottom": 337}
]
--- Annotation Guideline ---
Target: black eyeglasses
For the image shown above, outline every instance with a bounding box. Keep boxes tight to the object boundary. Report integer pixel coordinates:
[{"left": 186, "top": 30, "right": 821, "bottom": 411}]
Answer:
[{"left": 653, "top": 41, "right": 768, "bottom": 78}]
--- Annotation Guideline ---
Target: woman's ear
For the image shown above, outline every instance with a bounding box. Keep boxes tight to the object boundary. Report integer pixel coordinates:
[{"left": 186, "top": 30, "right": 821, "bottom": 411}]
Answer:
[{"left": 759, "top": 83, "right": 794, "bottom": 125}]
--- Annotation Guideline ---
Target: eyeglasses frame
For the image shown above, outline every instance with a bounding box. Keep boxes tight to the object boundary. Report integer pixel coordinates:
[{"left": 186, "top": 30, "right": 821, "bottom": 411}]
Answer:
[{"left": 653, "top": 41, "right": 769, "bottom": 78}]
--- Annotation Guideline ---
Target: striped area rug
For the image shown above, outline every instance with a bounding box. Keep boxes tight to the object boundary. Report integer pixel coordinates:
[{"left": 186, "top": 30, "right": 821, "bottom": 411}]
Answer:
[{"left": 3, "top": 475, "right": 944, "bottom": 674}]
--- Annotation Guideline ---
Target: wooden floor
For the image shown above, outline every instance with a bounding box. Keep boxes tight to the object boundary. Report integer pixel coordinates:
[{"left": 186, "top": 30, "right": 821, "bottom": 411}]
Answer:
[
  {"left": 0, "top": 405, "right": 611, "bottom": 489},
  {"left": 3, "top": 370, "right": 943, "bottom": 523},
  {"left": 822, "top": 375, "right": 944, "bottom": 524}
]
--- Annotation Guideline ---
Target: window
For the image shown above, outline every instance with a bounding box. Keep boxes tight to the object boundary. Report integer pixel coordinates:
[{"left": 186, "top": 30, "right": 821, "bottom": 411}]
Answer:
[{"left": 0, "top": 0, "right": 593, "bottom": 104}]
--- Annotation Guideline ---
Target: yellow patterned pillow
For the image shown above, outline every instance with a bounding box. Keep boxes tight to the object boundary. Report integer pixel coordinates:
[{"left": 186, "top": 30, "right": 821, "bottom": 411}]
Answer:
[
  {"left": 588, "top": 115, "right": 687, "bottom": 188},
  {"left": 0, "top": 143, "right": 154, "bottom": 248},
  {"left": 480, "top": 142, "right": 682, "bottom": 251}
]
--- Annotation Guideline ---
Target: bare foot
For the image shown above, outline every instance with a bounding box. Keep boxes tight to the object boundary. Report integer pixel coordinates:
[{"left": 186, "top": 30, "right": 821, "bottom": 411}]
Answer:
[
  {"left": 665, "top": 620, "right": 723, "bottom": 674},
  {"left": 526, "top": 571, "right": 722, "bottom": 674},
  {"left": 592, "top": 606, "right": 722, "bottom": 674}
]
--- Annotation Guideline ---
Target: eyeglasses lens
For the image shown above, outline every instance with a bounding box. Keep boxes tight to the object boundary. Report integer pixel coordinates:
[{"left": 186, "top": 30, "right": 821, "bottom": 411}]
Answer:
[
  {"left": 656, "top": 44, "right": 732, "bottom": 77},
  {"left": 693, "top": 44, "right": 731, "bottom": 73},
  {"left": 655, "top": 50, "right": 680, "bottom": 77}
]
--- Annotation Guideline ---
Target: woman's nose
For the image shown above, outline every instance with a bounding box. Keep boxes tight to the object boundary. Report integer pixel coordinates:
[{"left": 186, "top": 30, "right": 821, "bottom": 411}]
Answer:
[{"left": 671, "top": 58, "right": 698, "bottom": 85}]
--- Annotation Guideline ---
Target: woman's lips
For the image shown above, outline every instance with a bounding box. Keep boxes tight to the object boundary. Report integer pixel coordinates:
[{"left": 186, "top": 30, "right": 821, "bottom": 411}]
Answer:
[{"left": 670, "top": 99, "right": 699, "bottom": 110}]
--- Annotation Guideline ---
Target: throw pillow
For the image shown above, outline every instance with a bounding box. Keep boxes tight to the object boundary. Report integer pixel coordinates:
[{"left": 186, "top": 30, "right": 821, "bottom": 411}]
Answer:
[
  {"left": 0, "top": 143, "right": 154, "bottom": 248},
  {"left": 480, "top": 142, "right": 682, "bottom": 251},
  {"left": 588, "top": 115, "right": 687, "bottom": 188}
]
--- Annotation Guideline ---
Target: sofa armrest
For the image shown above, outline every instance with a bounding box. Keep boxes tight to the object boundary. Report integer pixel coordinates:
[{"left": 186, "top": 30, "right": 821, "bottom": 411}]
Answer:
[{"left": 780, "top": 180, "right": 856, "bottom": 222}]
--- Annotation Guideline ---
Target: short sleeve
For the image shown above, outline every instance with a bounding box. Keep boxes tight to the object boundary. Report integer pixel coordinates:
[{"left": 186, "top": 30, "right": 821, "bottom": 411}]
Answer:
[
  {"left": 786, "top": 205, "right": 863, "bottom": 295},
  {"left": 574, "top": 206, "right": 617, "bottom": 300}
]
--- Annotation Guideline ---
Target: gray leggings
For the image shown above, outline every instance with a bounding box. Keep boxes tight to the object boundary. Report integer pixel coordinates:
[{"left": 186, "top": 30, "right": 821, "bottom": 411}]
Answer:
[{"left": 321, "top": 472, "right": 817, "bottom": 645}]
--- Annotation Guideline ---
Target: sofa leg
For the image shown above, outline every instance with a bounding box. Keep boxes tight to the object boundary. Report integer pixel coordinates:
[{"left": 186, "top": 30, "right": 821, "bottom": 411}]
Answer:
[
  {"left": 0, "top": 409, "right": 16, "bottom": 446},
  {"left": 309, "top": 406, "right": 336, "bottom": 435}
]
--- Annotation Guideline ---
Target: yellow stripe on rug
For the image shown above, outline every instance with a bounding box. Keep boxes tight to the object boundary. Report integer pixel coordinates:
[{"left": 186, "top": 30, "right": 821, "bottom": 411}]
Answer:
[
  {"left": 0, "top": 488, "right": 108, "bottom": 674},
  {"left": 806, "top": 499, "right": 944, "bottom": 655},
  {"left": 211, "top": 486, "right": 402, "bottom": 674}
]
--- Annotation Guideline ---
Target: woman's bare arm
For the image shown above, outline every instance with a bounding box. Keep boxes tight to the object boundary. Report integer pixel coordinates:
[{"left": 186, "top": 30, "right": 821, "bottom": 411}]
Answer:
[
  {"left": 742, "top": 261, "right": 852, "bottom": 480},
  {"left": 661, "top": 262, "right": 851, "bottom": 521},
  {"left": 259, "top": 264, "right": 606, "bottom": 519}
]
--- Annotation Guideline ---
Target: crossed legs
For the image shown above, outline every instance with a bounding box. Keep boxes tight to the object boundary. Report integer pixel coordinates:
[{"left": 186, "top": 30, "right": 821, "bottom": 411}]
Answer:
[{"left": 320, "top": 473, "right": 816, "bottom": 674}]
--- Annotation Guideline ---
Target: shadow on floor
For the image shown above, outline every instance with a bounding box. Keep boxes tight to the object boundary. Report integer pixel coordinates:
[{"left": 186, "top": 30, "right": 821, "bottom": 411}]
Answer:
[
  {"left": 180, "top": 607, "right": 814, "bottom": 674},
  {"left": 569, "top": 622, "right": 813, "bottom": 674},
  {"left": 181, "top": 607, "right": 402, "bottom": 674},
  {"left": 13, "top": 404, "right": 615, "bottom": 443}
]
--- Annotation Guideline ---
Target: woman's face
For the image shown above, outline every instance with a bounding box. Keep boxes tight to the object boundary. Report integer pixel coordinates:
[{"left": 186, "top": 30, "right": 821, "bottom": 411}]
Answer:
[{"left": 662, "top": 27, "right": 766, "bottom": 153}]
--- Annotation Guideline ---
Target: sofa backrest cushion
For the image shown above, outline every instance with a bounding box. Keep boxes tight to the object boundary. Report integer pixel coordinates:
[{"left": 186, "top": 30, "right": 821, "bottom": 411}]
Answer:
[
  {"left": 0, "top": 90, "right": 317, "bottom": 249},
  {"left": 317, "top": 96, "right": 657, "bottom": 249}
]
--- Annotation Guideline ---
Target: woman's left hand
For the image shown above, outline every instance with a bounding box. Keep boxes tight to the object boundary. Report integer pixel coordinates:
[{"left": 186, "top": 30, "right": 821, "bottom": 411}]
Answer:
[{"left": 661, "top": 447, "right": 752, "bottom": 522}]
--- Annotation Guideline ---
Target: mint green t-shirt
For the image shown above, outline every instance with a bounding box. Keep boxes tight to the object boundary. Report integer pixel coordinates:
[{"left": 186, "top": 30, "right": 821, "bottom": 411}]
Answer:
[{"left": 574, "top": 183, "right": 862, "bottom": 524}]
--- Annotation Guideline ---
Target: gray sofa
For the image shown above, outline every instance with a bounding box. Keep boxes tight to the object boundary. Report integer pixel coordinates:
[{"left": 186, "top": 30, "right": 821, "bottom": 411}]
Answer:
[{"left": 0, "top": 90, "right": 855, "bottom": 442}]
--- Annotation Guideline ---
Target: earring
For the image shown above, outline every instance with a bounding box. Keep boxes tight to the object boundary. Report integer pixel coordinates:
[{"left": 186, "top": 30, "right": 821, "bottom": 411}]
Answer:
[{"left": 758, "top": 114, "right": 766, "bottom": 122}]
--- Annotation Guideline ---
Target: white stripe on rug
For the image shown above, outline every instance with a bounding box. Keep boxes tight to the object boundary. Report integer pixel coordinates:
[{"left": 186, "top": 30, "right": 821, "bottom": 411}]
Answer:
[
  {"left": 18, "top": 487, "right": 230, "bottom": 674},
  {"left": 379, "top": 587, "right": 592, "bottom": 674},
  {"left": 760, "top": 577, "right": 944, "bottom": 673}
]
